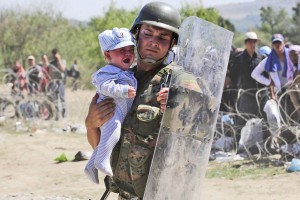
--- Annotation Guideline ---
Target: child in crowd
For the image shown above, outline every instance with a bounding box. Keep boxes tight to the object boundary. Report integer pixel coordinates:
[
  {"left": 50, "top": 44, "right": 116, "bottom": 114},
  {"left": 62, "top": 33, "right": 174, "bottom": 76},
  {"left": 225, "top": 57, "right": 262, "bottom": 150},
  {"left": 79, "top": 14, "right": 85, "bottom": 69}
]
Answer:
[{"left": 85, "top": 27, "right": 137, "bottom": 183}]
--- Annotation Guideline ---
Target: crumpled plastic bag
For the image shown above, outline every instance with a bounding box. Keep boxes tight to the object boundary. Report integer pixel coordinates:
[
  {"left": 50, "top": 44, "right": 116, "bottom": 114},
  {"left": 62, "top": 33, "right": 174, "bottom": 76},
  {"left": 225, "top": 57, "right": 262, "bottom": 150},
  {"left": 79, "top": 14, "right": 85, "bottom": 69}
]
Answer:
[
  {"left": 222, "top": 114, "right": 234, "bottom": 125},
  {"left": 212, "top": 136, "right": 234, "bottom": 152},
  {"left": 263, "top": 99, "right": 281, "bottom": 136},
  {"left": 286, "top": 158, "right": 300, "bottom": 172},
  {"left": 239, "top": 118, "right": 263, "bottom": 149}
]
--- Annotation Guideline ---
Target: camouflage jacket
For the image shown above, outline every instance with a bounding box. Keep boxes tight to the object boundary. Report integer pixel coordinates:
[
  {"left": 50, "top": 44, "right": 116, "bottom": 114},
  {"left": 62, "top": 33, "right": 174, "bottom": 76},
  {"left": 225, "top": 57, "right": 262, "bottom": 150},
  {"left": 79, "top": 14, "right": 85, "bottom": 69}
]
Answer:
[{"left": 111, "top": 62, "right": 201, "bottom": 198}]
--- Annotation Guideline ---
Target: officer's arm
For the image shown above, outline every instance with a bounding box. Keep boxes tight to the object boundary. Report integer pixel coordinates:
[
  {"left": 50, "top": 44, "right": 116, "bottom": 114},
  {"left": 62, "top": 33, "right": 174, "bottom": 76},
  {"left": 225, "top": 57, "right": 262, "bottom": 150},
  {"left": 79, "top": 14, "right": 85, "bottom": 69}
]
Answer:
[
  {"left": 87, "top": 128, "right": 100, "bottom": 149},
  {"left": 85, "top": 94, "right": 115, "bottom": 149}
]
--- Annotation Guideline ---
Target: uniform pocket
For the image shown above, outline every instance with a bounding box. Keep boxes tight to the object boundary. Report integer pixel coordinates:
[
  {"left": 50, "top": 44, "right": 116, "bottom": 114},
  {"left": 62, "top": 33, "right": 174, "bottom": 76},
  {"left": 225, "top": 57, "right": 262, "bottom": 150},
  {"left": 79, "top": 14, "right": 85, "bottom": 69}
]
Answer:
[
  {"left": 128, "top": 144, "right": 152, "bottom": 198},
  {"left": 128, "top": 144, "right": 152, "bottom": 168},
  {"left": 135, "top": 105, "right": 161, "bottom": 136}
]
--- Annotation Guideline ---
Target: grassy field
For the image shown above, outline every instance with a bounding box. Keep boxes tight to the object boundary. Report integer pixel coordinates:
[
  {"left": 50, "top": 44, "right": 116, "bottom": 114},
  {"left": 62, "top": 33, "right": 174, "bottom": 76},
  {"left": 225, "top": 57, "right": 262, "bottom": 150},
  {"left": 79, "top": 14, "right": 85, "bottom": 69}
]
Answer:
[{"left": 206, "top": 158, "right": 286, "bottom": 179}]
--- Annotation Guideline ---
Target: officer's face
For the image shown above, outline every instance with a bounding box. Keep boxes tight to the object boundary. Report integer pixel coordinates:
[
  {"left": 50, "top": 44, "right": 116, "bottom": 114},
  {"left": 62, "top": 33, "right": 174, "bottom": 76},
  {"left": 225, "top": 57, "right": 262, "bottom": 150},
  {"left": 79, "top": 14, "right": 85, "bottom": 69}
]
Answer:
[{"left": 138, "top": 24, "right": 173, "bottom": 61}]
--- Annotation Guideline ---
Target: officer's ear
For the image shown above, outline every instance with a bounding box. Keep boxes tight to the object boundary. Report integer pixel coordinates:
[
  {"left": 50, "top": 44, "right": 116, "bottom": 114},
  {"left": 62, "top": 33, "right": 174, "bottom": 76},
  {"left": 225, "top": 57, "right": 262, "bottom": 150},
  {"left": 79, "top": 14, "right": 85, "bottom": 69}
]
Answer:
[
  {"left": 134, "top": 26, "right": 140, "bottom": 40},
  {"left": 171, "top": 33, "right": 178, "bottom": 47},
  {"left": 168, "top": 36, "right": 177, "bottom": 51},
  {"left": 171, "top": 38, "right": 177, "bottom": 47}
]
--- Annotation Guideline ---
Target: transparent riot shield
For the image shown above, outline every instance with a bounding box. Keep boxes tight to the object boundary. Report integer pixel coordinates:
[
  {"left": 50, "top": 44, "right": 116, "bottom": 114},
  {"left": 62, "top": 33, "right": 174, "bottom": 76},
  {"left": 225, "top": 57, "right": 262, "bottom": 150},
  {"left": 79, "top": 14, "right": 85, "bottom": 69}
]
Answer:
[{"left": 143, "top": 16, "right": 233, "bottom": 200}]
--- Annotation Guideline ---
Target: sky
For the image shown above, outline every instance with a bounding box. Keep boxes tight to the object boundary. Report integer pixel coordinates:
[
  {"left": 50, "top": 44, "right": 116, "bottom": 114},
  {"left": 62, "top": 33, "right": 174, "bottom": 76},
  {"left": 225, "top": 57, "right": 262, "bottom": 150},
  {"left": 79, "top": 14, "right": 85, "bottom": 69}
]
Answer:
[{"left": 1, "top": 0, "right": 254, "bottom": 21}]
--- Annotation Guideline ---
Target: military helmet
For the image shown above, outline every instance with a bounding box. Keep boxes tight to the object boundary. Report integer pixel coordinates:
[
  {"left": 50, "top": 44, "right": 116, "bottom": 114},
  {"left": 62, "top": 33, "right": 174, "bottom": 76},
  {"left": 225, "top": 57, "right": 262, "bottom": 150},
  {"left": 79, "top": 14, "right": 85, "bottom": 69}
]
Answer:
[{"left": 130, "top": 2, "right": 181, "bottom": 37}]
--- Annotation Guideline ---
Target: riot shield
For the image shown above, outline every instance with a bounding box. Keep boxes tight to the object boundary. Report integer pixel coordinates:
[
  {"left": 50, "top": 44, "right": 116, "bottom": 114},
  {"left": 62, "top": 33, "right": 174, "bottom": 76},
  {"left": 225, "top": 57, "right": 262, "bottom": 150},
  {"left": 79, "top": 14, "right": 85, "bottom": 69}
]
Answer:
[{"left": 143, "top": 16, "right": 233, "bottom": 200}]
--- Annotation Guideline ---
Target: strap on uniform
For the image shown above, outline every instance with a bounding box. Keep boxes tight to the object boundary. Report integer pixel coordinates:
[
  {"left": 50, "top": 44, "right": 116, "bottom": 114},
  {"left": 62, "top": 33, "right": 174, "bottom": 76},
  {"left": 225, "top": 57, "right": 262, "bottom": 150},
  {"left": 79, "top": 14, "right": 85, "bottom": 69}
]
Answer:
[{"left": 157, "top": 64, "right": 173, "bottom": 89}]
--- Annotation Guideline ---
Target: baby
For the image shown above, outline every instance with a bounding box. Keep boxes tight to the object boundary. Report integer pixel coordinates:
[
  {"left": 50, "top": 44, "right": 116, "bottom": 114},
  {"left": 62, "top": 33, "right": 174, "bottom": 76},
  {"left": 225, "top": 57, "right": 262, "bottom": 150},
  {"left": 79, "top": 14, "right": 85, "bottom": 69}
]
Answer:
[{"left": 85, "top": 27, "right": 137, "bottom": 183}]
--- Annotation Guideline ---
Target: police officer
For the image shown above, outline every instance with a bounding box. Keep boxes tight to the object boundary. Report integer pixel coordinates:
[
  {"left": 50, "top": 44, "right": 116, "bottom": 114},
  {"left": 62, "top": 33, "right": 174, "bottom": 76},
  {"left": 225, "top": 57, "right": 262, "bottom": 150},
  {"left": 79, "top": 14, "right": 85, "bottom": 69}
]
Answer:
[{"left": 85, "top": 2, "right": 200, "bottom": 199}]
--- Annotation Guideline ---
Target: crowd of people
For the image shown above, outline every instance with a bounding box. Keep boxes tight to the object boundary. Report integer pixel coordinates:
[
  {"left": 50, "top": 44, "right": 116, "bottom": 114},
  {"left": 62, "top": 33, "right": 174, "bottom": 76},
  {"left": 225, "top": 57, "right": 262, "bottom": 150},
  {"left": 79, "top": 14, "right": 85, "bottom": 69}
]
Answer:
[
  {"left": 220, "top": 31, "right": 300, "bottom": 157},
  {"left": 10, "top": 48, "right": 80, "bottom": 119},
  {"left": 221, "top": 32, "right": 300, "bottom": 122}
]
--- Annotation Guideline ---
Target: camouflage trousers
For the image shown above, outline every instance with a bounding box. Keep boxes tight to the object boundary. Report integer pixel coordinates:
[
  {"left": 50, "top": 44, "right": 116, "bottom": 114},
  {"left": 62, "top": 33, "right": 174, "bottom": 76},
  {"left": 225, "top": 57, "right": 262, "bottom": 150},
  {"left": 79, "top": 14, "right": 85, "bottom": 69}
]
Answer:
[{"left": 118, "top": 190, "right": 141, "bottom": 200}]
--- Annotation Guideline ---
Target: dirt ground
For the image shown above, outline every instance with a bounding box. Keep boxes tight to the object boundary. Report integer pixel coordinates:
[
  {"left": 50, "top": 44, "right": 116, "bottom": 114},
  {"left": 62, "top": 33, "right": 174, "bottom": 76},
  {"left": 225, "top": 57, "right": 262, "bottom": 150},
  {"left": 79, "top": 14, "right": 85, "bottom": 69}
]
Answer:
[{"left": 1, "top": 88, "right": 300, "bottom": 200}]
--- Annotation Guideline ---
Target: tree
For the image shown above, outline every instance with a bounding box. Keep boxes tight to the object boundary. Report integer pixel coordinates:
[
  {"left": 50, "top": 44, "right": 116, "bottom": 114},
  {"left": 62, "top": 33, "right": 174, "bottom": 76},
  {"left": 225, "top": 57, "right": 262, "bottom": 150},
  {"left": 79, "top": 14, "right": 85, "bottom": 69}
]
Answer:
[
  {"left": 237, "top": 6, "right": 294, "bottom": 48},
  {"left": 0, "top": 1, "right": 237, "bottom": 88},
  {"left": 289, "top": 2, "right": 300, "bottom": 43},
  {"left": 0, "top": 5, "right": 95, "bottom": 88},
  {"left": 180, "top": 5, "right": 235, "bottom": 32},
  {"left": 0, "top": 7, "right": 87, "bottom": 68},
  {"left": 259, "top": 6, "right": 291, "bottom": 39}
]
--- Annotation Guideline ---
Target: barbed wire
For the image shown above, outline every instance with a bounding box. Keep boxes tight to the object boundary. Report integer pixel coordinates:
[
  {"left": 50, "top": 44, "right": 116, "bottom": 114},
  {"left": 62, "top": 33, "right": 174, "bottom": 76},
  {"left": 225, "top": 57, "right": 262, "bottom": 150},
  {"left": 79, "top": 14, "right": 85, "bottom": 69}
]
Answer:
[
  {"left": 215, "top": 79, "right": 300, "bottom": 162},
  {"left": 0, "top": 66, "right": 65, "bottom": 121},
  {"left": 1, "top": 69, "right": 300, "bottom": 162}
]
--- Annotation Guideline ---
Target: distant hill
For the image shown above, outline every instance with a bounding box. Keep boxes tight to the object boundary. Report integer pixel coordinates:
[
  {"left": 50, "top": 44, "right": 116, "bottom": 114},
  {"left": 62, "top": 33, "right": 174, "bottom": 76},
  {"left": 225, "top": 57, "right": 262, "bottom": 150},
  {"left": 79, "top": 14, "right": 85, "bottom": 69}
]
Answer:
[{"left": 213, "top": 0, "right": 300, "bottom": 32}]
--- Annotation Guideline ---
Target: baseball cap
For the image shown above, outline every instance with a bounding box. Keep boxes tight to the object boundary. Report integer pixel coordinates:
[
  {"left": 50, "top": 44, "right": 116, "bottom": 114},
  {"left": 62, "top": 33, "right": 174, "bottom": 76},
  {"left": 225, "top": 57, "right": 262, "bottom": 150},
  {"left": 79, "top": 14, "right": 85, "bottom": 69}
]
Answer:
[
  {"left": 272, "top": 33, "right": 284, "bottom": 43},
  {"left": 27, "top": 55, "right": 35, "bottom": 60},
  {"left": 99, "top": 27, "right": 135, "bottom": 52},
  {"left": 244, "top": 32, "right": 260, "bottom": 41}
]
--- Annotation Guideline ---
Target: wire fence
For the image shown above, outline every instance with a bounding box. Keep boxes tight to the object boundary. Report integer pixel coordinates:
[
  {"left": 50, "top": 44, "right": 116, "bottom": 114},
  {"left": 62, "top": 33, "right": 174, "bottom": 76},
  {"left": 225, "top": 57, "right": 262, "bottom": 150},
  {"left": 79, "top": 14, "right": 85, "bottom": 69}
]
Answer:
[
  {"left": 0, "top": 67, "right": 64, "bottom": 120},
  {"left": 214, "top": 80, "right": 300, "bottom": 163},
  {"left": 1, "top": 68, "right": 300, "bottom": 162}
]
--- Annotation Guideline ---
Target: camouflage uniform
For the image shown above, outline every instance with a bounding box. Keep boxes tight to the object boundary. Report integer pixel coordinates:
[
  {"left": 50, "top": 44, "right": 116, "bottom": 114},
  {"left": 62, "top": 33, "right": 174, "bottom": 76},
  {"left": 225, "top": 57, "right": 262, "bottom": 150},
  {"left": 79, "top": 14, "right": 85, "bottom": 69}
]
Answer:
[
  {"left": 97, "top": 2, "right": 188, "bottom": 199},
  {"left": 110, "top": 62, "right": 200, "bottom": 199}
]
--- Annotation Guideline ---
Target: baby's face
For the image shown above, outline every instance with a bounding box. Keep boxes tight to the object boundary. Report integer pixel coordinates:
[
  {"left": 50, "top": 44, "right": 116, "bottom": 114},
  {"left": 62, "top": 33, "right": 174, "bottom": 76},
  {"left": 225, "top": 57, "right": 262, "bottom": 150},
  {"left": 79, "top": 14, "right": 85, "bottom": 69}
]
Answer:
[{"left": 107, "top": 45, "right": 135, "bottom": 70}]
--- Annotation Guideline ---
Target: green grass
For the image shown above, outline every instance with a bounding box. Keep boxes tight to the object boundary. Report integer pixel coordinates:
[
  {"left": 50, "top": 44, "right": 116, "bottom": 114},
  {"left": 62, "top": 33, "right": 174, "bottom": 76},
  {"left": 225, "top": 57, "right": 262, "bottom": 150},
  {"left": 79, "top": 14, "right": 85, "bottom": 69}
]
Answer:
[{"left": 206, "top": 159, "right": 286, "bottom": 179}]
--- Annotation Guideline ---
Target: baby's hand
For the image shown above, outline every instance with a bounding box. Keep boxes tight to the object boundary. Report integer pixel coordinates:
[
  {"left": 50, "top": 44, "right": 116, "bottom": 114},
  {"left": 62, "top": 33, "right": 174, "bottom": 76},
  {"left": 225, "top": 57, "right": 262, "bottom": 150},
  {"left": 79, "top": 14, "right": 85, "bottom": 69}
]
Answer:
[{"left": 128, "top": 86, "right": 136, "bottom": 98}]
